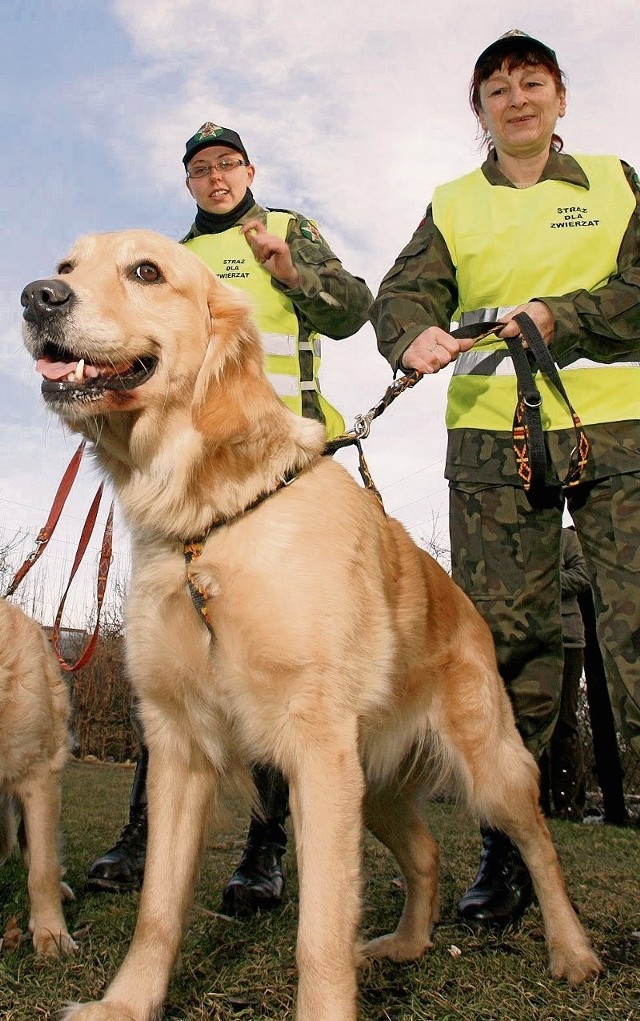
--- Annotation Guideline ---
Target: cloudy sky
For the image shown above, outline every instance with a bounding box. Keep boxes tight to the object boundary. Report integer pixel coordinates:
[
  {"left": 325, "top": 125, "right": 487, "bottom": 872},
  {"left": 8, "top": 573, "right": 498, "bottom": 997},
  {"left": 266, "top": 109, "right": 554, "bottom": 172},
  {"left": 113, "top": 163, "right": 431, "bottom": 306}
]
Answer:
[{"left": 2, "top": 0, "right": 639, "bottom": 625}]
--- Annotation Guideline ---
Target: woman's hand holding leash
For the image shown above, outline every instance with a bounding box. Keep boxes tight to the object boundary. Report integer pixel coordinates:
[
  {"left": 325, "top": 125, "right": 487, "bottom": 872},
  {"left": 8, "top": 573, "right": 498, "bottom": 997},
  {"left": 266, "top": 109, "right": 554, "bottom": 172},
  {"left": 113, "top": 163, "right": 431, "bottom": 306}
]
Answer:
[
  {"left": 498, "top": 300, "right": 555, "bottom": 346},
  {"left": 401, "top": 325, "right": 477, "bottom": 374}
]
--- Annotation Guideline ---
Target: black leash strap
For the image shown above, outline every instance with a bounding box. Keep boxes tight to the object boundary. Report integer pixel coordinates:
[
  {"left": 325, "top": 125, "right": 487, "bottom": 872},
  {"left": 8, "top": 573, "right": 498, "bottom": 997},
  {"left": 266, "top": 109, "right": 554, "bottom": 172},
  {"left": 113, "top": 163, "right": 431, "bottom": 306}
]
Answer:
[
  {"left": 505, "top": 312, "right": 590, "bottom": 497},
  {"left": 503, "top": 325, "right": 548, "bottom": 494}
]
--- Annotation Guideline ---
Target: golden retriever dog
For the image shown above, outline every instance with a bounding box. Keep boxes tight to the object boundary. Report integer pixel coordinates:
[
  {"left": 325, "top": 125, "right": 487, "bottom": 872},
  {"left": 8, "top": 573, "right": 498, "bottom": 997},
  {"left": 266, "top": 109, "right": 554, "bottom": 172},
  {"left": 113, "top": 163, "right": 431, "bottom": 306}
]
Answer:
[
  {"left": 21, "top": 230, "right": 600, "bottom": 1019},
  {"left": 0, "top": 597, "right": 76, "bottom": 956}
]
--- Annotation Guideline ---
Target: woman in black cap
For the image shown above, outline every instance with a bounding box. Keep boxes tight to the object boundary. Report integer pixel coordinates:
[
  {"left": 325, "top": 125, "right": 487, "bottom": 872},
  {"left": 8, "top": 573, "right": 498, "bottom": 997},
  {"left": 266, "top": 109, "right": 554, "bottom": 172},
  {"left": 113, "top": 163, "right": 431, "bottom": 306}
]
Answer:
[{"left": 372, "top": 30, "right": 640, "bottom": 926}]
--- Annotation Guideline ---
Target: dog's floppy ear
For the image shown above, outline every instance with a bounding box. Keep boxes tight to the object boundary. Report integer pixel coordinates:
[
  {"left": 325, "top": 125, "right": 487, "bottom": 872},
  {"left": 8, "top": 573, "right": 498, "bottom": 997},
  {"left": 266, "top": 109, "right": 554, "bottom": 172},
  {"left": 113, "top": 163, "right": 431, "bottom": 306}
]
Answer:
[{"left": 192, "top": 277, "right": 278, "bottom": 443}]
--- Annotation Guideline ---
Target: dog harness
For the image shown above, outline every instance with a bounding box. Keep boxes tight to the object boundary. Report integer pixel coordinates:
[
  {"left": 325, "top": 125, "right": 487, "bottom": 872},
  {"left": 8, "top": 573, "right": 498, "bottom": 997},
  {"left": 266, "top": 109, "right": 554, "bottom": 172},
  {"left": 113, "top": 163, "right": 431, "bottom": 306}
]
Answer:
[{"left": 183, "top": 463, "right": 312, "bottom": 637}]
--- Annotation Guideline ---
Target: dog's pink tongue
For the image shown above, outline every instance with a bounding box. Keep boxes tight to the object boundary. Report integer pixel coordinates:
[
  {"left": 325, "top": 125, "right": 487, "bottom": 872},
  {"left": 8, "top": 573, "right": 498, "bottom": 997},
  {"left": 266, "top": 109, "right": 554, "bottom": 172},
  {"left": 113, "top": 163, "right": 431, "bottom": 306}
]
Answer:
[{"left": 36, "top": 358, "right": 78, "bottom": 381}]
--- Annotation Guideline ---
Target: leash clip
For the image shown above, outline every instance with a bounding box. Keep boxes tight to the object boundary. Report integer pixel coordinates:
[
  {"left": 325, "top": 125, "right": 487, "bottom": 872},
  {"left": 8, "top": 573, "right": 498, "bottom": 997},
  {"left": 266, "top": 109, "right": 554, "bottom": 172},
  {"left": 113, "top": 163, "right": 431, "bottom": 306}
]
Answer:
[
  {"left": 353, "top": 412, "right": 373, "bottom": 440},
  {"left": 524, "top": 390, "right": 542, "bottom": 409}
]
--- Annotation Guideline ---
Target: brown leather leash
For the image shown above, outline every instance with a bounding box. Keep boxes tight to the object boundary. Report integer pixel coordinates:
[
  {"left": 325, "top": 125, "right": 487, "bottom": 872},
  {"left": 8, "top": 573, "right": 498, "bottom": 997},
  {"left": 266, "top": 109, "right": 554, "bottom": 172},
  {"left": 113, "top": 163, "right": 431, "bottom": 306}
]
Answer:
[
  {"left": 4, "top": 440, "right": 87, "bottom": 597},
  {"left": 4, "top": 440, "right": 115, "bottom": 672}
]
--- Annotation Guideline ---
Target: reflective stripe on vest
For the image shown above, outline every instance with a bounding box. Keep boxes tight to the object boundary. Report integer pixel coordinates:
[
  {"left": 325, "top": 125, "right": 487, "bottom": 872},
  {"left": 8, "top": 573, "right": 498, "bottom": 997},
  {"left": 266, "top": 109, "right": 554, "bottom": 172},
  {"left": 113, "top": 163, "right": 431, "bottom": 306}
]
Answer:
[
  {"left": 262, "top": 332, "right": 297, "bottom": 357},
  {"left": 431, "top": 156, "right": 639, "bottom": 431},
  {"left": 183, "top": 212, "right": 345, "bottom": 438},
  {"left": 455, "top": 308, "right": 640, "bottom": 377}
]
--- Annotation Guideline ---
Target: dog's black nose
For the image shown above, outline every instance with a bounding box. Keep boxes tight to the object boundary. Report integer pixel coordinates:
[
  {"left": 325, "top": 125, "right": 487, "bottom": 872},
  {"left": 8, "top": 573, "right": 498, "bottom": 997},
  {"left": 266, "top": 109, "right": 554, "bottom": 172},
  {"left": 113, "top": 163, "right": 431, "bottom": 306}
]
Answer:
[{"left": 21, "top": 278, "right": 75, "bottom": 323}]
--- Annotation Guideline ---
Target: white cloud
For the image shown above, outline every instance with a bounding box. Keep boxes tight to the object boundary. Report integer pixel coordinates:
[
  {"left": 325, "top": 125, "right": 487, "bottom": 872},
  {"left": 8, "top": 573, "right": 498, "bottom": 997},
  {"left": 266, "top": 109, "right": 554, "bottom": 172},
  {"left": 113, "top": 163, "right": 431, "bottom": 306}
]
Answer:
[
  {"left": 3, "top": 0, "right": 640, "bottom": 621},
  {"left": 100, "top": 1, "right": 640, "bottom": 279}
]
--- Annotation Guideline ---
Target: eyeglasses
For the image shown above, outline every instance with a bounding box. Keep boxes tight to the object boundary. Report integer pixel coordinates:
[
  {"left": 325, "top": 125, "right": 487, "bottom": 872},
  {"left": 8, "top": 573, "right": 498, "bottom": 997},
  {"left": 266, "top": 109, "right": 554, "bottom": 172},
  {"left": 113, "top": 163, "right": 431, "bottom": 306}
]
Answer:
[{"left": 186, "top": 157, "right": 248, "bottom": 179}]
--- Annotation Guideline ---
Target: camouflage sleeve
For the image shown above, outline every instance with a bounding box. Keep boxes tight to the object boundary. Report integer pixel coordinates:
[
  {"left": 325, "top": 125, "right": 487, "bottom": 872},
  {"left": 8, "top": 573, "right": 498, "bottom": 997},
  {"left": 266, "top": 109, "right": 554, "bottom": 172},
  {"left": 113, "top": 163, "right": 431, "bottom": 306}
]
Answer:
[
  {"left": 270, "top": 214, "right": 373, "bottom": 340},
  {"left": 542, "top": 161, "right": 640, "bottom": 365},
  {"left": 369, "top": 207, "right": 459, "bottom": 372}
]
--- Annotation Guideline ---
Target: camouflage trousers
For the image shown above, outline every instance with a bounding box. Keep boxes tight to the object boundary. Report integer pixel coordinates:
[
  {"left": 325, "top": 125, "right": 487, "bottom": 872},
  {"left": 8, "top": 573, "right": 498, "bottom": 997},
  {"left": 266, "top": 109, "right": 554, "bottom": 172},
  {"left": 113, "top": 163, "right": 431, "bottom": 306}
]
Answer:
[{"left": 449, "top": 472, "right": 640, "bottom": 761}]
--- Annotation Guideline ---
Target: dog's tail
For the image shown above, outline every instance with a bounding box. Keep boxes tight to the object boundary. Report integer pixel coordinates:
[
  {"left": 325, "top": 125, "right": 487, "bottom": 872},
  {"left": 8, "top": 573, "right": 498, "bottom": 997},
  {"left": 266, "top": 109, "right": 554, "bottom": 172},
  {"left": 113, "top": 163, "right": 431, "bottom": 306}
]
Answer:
[{"left": 0, "top": 791, "right": 17, "bottom": 865}]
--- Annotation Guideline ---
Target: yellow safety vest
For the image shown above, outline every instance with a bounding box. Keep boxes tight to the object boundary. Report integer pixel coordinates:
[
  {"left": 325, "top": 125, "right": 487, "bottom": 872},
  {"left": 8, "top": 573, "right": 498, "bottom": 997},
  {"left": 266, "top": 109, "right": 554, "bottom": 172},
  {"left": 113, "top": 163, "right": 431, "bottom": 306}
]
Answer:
[
  {"left": 431, "top": 156, "right": 639, "bottom": 432},
  {"left": 184, "top": 211, "right": 345, "bottom": 439}
]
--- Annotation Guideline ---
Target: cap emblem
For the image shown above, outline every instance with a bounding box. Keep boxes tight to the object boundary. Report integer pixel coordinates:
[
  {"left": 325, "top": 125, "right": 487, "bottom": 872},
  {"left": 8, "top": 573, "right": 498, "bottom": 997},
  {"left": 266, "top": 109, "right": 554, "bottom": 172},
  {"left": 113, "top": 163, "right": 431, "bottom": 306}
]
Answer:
[{"left": 194, "top": 122, "right": 225, "bottom": 142}]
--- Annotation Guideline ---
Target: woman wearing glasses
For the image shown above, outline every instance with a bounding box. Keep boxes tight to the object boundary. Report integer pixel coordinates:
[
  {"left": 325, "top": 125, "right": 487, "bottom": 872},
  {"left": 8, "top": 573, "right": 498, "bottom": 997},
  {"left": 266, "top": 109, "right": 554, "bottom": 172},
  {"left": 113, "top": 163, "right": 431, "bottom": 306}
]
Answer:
[{"left": 87, "top": 121, "right": 373, "bottom": 919}]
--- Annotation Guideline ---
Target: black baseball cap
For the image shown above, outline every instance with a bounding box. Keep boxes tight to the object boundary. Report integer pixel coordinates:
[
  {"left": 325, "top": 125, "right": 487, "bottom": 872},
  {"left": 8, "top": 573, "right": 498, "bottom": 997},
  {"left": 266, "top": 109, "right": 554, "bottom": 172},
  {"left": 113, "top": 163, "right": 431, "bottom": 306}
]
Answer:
[
  {"left": 183, "top": 122, "right": 249, "bottom": 167},
  {"left": 474, "top": 29, "right": 559, "bottom": 72}
]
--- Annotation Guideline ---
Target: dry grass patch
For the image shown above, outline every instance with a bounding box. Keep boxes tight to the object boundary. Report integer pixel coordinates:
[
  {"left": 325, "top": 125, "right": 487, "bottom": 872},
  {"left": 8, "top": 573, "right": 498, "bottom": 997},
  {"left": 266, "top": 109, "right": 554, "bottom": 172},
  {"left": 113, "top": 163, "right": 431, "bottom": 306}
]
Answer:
[{"left": 0, "top": 760, "right": 638, "bottom": 1020}]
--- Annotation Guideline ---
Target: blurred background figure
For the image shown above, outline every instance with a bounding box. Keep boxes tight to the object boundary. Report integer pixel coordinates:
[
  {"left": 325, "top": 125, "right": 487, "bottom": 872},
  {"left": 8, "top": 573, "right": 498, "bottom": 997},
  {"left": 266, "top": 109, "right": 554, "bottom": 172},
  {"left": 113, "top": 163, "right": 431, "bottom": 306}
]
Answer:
[
  {"left": 539, "top": 527, "right": 590, "bottom": 820},
  {"left": 578, "top": 585, "right": 631, "bottom": 826},
  {"left": 540, "top": 526, "right": 632, "bottom": 825}
]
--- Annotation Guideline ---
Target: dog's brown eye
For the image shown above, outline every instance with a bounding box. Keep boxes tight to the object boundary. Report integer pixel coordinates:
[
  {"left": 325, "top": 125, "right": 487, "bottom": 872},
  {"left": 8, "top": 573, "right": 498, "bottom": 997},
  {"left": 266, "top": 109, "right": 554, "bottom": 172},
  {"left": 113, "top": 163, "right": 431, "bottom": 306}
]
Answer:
[
  {"left": 57, "top": 262, "right": 74, "bottom": 275},
  {"left": 133, "top": 263, "right": 162, "bottom": 283}
]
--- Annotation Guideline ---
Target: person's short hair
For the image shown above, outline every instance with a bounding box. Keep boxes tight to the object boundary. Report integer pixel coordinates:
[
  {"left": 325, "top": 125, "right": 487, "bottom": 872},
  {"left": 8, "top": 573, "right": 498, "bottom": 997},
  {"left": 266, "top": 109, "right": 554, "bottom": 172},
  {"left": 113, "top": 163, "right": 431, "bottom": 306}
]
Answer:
[
  {"left": 470, "top": 29, "right": 564, "bottom": 116},
  {"left": 469, "top": 30, "right": 566, "bottom": 153}
]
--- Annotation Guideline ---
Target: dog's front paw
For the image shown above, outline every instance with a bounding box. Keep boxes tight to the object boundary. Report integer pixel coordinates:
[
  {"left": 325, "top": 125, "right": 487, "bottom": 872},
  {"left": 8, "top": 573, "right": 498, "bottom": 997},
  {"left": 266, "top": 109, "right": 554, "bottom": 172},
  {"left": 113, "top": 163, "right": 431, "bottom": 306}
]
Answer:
[
  {"left": 33, "top": 926, "right": 78, "bottom": 957},
  {"left": 549, "top": 940, "right": 602, "bottom": 985},
  {"left": 62, "top": 1002, "right": 143, "bottom": 1021}
]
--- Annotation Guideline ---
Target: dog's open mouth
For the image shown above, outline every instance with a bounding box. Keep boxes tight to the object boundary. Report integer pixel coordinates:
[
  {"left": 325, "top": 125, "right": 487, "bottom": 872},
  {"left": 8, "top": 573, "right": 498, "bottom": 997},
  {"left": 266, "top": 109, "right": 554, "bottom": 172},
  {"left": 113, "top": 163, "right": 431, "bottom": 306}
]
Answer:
[{"left": 36, "top": 342, "right": 157, "bottom": 400}]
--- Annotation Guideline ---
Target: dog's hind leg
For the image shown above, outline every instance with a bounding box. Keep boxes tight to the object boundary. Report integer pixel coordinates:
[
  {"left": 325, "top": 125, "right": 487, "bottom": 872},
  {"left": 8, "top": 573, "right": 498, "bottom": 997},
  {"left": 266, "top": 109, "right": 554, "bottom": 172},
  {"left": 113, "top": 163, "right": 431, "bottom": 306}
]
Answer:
[
  {"left": 475, "top": 759, "right": 601, "bottom": 984},
  {"left": 287, "top": 714, "right": 364, "bottom": 1021},
  {"left": 441, "top": 666, "right": 602, "bottom": 985},
  {"left": 360, "top": 779, "right": 439, "bottom": 962},
  {"left": 16, "top": 766, "right": 77, "bottom": 956}
]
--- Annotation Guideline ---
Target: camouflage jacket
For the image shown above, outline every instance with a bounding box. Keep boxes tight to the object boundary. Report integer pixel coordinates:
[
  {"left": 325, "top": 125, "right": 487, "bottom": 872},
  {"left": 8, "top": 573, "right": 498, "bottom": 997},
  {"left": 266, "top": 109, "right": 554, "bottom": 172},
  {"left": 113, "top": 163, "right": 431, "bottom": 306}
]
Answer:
[
  {"left": 370, "top": 151, "right": 640, "bottom": 485},
  {"left": 182, "top": 201, "right": 372, "bottom": 342}
]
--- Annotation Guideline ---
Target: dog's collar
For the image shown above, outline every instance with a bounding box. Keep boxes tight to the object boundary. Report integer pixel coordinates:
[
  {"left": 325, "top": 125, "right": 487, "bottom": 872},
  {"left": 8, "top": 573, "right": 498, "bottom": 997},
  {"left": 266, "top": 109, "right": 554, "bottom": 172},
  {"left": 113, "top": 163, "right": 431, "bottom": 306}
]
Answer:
[
  {"left": 183, "top": 463, "right": 307, "bottom": 636},
  {"left": 185, "top": 463, "right": 303, "bottom": 549}
]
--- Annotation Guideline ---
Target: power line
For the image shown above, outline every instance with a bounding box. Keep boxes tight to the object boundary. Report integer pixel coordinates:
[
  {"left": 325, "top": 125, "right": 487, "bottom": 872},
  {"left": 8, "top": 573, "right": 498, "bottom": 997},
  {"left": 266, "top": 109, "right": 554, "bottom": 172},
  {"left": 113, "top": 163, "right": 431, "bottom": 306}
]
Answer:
[
  {"left": 379, "top": 456, "right": 446, "bottom": 493},
  {"left": 0, "top": 494, "right": 113, "bottom": 527},
  {"left": 388, "top": 484, "right": 449, "bottom": 517}
]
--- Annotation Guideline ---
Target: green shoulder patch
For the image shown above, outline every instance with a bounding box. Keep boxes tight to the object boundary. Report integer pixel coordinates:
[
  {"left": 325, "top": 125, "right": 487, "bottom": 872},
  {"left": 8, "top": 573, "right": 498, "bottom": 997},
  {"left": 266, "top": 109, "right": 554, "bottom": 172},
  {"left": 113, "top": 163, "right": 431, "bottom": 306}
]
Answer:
[{"left": 299, "top": 218, "right": 323, "bottom": 243}]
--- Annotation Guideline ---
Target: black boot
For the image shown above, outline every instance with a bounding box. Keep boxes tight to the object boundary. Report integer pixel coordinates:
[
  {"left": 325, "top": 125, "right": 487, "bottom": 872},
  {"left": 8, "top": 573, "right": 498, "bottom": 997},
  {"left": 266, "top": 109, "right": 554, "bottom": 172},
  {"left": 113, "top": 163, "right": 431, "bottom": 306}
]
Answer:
[
  {"left": 220, "top": 765, "right": 288, "bottom": 917},
  {"left": 457, "top": 827, "right": 534, "bottom": 926},
  {"left": 86, "top": 748, "right": 149, "bottom": 893}
]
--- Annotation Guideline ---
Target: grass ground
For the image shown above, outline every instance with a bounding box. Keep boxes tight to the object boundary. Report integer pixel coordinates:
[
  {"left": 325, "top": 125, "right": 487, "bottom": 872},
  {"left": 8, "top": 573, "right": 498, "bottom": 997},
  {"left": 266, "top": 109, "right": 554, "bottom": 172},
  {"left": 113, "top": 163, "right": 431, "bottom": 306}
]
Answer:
[{"left": 1, "top": 759, "right": 639, "bottom": 1020}]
